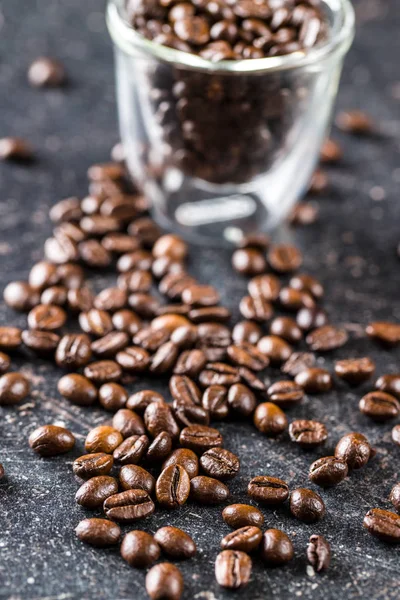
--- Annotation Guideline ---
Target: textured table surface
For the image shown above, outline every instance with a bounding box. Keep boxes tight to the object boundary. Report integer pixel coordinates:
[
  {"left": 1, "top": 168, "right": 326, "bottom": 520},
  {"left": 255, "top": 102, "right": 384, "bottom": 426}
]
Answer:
[{"left": 1, "top": 1, "right": 400, "bottom": 599}]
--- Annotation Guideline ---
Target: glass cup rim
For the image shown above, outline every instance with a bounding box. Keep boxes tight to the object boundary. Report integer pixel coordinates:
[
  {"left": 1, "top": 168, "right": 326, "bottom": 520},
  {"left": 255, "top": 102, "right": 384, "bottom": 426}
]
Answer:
[{"left": 107, "top": 0, "right": 355, "bottom": 74}]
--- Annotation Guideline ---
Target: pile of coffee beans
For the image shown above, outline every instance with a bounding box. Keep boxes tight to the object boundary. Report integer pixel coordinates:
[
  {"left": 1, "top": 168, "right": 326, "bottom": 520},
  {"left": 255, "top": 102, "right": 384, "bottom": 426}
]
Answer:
[{"left": 1, "top": 145, "right": 400, "bottom": 599}]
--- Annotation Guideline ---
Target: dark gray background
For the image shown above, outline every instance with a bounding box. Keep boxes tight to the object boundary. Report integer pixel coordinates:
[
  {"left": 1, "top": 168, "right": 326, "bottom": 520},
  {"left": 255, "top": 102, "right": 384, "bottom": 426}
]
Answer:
[{"left": 0, "top": 0, "right": 400, "bottom": 599}]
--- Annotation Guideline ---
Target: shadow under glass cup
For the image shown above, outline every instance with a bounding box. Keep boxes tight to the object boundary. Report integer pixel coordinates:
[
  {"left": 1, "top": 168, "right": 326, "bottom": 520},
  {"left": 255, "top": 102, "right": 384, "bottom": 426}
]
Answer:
[{"left": 107, "top": 0, "right": 354, "bottom": 245}]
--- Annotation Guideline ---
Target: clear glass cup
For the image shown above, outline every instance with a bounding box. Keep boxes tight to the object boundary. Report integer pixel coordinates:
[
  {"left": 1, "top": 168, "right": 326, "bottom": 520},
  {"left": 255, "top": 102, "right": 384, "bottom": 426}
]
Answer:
[{"left": 107, "top": 0, "right": 354, "bottom": 245}]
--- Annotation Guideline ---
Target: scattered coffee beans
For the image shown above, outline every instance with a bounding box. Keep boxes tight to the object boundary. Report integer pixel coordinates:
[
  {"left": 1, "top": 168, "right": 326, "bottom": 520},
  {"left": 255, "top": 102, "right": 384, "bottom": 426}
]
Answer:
[
  {"left": 290, "top": 488, "right": 325, "bottom": 523},
  {"left": 145, "top": 563, "right": 184, "bottom": 600},
  {"left": 307, "top": 535, "right": 331, "bottom": 572},
  {"left": 215, "top": 550, "right": 252, "bottom": 589},
  {"left": 261, "top": 529, "right": 294, "bottom": 565},
  {"left": 154, "top": 526, "right": 196, "bottom": 560},
  {"left": 222, "top": 504, "right": 264, "bottom": 529},
  {"left": 29, "top": 424, "right": 75, "bottom": 456},
  {"left": 121, "top": 530, "right": 160, "bottom": 568},
  {"left": 75, "top": 518, "right": 121, "bottom": 547},
  {"left": 363, "top": 508, "right": 400, "bottom": 543}
]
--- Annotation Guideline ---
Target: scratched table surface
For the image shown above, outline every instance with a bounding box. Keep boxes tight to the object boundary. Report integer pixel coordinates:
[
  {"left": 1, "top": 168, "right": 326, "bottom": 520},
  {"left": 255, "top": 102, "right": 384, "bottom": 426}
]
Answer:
[{"left": 0, "top": 1, "right": 400, "bottom": 599}]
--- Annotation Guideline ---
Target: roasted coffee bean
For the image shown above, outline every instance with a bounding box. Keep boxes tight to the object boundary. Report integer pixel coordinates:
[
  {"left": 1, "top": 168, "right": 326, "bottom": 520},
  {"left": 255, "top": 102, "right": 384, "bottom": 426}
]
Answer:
[
  {"left": 366, "top": 321, "right": 400, "bottom": 346},
  {"left": 127, "top": 390, "right": 165, "bottom": 413},
  {"left": 238, "top": 233, "right": 270, "bottom": 250},
  {"left": 91, "top": 331, "right": 130, "bottom": 358},
  {"left": 179, "top": 424, "right": 223, "bottom": 453},
  {"left": 359, "top": 391, "right": 400, "bottom": 421},
  {"left": 98, "top": 383, "right": 128, "bottom": 411},
  {"left": 309, "top": 456, "right": 348, "bottom": 487},
  {"left": 248, "top": 476, "right": 289, "bottom": 505},
  {"left": 190, "top": 476, "right": 229, "bottom": 504},
  {"left": 279, "top": 287, "right": 315, "bottom": 312},
  {"left": 254, "top": 402, "right": 287, "bottom": 436},
  {"left": 56, "top": 334, "right": 92, "bottom": 369},
  {"left": 27, "top": 304, "right": 66, "bottom": 331},
  {"left": 58, "top": 263, "right": 85, "bottom": 290},
  {"left": 335, "top": 432, "right": 374, "bottom": 469},
  {"left": 73, "top": 453, "right": 114, "bottom": 480},
  {"left": 267, "top": 244, "right": 302, "bottom": 273},
  {"left": 0, "top": 136, "right": 33, "bottom": 161},
  {"left": 117, "top": 250, "right": 153, "bottom": 273},
  {"left": 100, "top": 196, "right": 138, "bottom": 222},
  {"left": 289, "top": 201, "right": 319, "bottom": 226},
  {"left": 115, "top": 346, "right": 150, "bottom": 373},
  {"left": 199, "top": 363, "right": 239, "bottom": 387},
  {"left": 41, "top": 285, "right": 68, "bottom": 306},
  {"left": 202, "top": 385, "right": 229, "bottom": 419},
  {"left": 129, "top": 294, "right": 161, "bottom": 318},
  {"left": 307, "top": 534, "right": 331, "bottom": 572},
  {"left": 29, "top": 424, "right": 75, "bottom": 456},
  {"left": 363, "top": 508, "right": 400, "bottom": 543},
  {"left": 232, "top": 321, "right": 262, "bottom": 345},
  {"left": 215, "top": 550, "right": 252, "bottom": 589},
  {"left": 79, "top": 309, "right": 113, "bottom": 337},
  {"left": 162, "top": 448, "right": 199, "bottom": 479},
  {"left": 375, "top": 374, "right": 400, "bottom": 399},
  {"left": 170, "top": 324, "right": 198, "bottom": 348},
  {"left": 290, "top": 488, "right": 325, "bottom": 523},
  {"left": 145, "top": 431, "right": 172, "bottom": 463},
  {"left": 0, "top": 352, "right": 10, "bottom": 374},
  {"left": 189, "top": 306, "right": 231, "bottom": 323},
  {"left": 104, "top": 489, "right": 155, "bottom": 522},
  {"left": 295, "top": 368, "right": 332, "bottom": 393},
  {"left": 150, "top": 341, "right": 179, "bottom": 374},
  {"left": 239, "top": 367, "right": 266, "bottom": 392},
  {"left": 156, "top": 464, "right": 190, "bottom": 508},
  {"left": 306, "top": 325, "right": 348, "bottom": 351},
  {"left": 144, "top": 402, "right": 180, "bottom": 440},
  {"left": 44, "top": 231, "right": 79, "bottom": 264},
  {"left": 334, "top": 357, "right": 375, "bottom": 385},
  {"left": 4, "top": 281, "right": 40, "bottom": 311},
  {"left": 84, "top": 360, "right": 122, "bottom": 385},
  {"left": 221, "top": 526, "right": 262, "bottom": 553},
  {"left": 289, "top": 274, "right": 324, "bottom": 299},
  {"left": 102, "top": 232, "right": 140, "bottom": 254},
  {"left": 134, "top": 327, "right": 170, "bottom": 351},
  {"left": 248, "top": 274, "right": 281, "bottom": 302},
  {"left": 281, "top": 351, "right": 316, "bottom": 376},
  {"left": 320, "top": 137, "right": 342, "bottom": 163},
  {"left": 112, "top": 407, "right": 145, "bottom": 437},
  {"left": 112, "top": 309, "right": 142, "bottom": 335},
  {"left": 227, "top": 383, "right": 256, "bottom": 417},
  {"left": 120, "top": 464, "right": 155, "bottom": 494},
  {"left": 261, "top": 529, "right": 294, "bottom": 565},
  {"left": 21, "top": 329, "right": 60, "bottom": 356},
  {"left": 120, "top": 530, "right": 160, "bottom": 568},
  {"left": 87, "top": 160, "right": 124, "bottom": 181},
  {"left": 94, "top": 287, "right": 127, "bottom": 312},
  {"left": 151, "top": 314, "right": 190, "bottom": 333},
  {"left": 335, "top": 110, "right": 374, "bottom": 134},
  {"left": 85, "top": 425, "right": 123, "bottom": 454},
  {"left": 79, "top": 239, "right": 112, "bottom": 267},
  {"left": 0, "top": 327, "right": 22, "bottom": 351},
  {"left": 181, "top": 284, "right": 220, "bottom": 307},
  {"left": 270, "top": 317, "right": 302, "bottom": 344},
  {"left": 80, "top": 215, "right": 120, "bottom": 237},
  {"left": 257, "top": 336, "right": 292, "bottom": 364},
  {"left": 239, "top": 295, "right": 273, "bottom": 322},
  {"left": 0, "top": 372, "right": 30, "bottom": 405},
  {"left": 389, "top": 483, "right": 400, "bottom": 513},
  {"left": 58, "top": 373, "right": 97, "bottom": 406},
  {"left": 154, "top": 526, "right": 196, "bottom": 560},
  {"left": 28, "top": 56, "right": 66, "bottom": 87},
  {"left": 267, "top": 380, "right": 304, "bottom": 407},
  {"left": 145, "top": 563, "right": 184, "bottom": 600},
  {"left": 67, "top": 287, "right": 94, "bottom": 313},
  {"left": 29, "top": 261, "right": 59, "bottom": 290},
  {"left": 222, "top": 503, "right": 264, "bottom": 529},
  {"left": 75, "top": 518, "right": 120, "bottom": 548},
  {"left": 49, "top": 197, "right": 82, "bottom": 223},
  {"left": 127, "top": 217, "right": 160, "bottom": 247},
  {"left": 392, "top": 424, "right": 400, "bottom": 446},
  {"left": 173, "top": 350, "right": 207, "bottom": 378},
  {"left": 159, "top": 272, "right": 196, "bottom": 301},
  {"left": 232, "top": 248, "right": 267, "bottom": 276},
  {"left": 289, "top": 420, "right": 328, "bottom": 448},
  {"left": 227, "top": 343, "right": 269, "bottom": 371},
  {"left": 173, "top": 400, "right": 209, "bottom": 427},
  {"left": 76, "top": 475, "right": 118, "bottom": 509},
  {"left": 80, "top": 194, "right": 102, "bottom": 215},
  {"left": 153, "top": 234, "right": 188, "bottom": 260},
  {"left": 152, "top": 256, "right": 184, "bottom": 279},
  {"left": 113, "top": 434, "right": 149, "bottom": 465},
  {"left": 200, "top": 448, "right": 240, "bottom": 481}
]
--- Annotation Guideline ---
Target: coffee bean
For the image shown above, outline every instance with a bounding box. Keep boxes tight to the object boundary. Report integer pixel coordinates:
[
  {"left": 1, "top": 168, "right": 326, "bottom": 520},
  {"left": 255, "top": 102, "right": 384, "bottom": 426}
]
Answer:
[
  {"left": 232, "top": 321, "right": 262, "bottom": 345},
  {"left": 73, "top": 453, "right": 114, "bottom": 480},
  {"left": 0, "top": 327, "right": 22, "bottom": 351},
  {"left": 67, "top": 288, "right": 94, "bottom": 313},
  {"left": 156, "top": 464, "right": 190, "bottom": 508},
  {"left": 150, "top": 341, "right": 179, "bottom": 374},
  {"left": 134, "top": 326, "right": 170, "bottom": 351},
  {"left": 58, "top": 373, "right": 97, "bottom": 406},
  {"left": 189, "top": 306, "right": 231, "bottom": 323},
  {"left": 59, "top": 263, "right": 86, "bottom": 290},
  {"left": 144, "top": 402, "right": 180, "bottom": 440},
  {"left": 3, "top": 281, "right": 40, "bottom": 311},
  {"left": 117, "top": 250, "right": 153, "bottom": 273},
  {"left": 100, "top": 196, "right": 138, "bottom": 222},
  {"left": 41, "top": 285, "right": 68, "bottom": 306},
  {"left": 56, "top": 334, "right": 92, "bottom": 369},
  {"left": 363, "top": 508, "right": 400, "bottom": 543},
  {"left": 151, "top": 314, "right": 190, "bottom": 334},
  {"left": 127, "top": 390, "right": 165, "bottom": 413},
  {"left": 91, "top": 331, "right": 130, "bottom": 358},
  {"left": 267, "top": 380, "right": 304, "bottom": 407},
  {"left": 112, "top": 408, "right": 145, "bottom": 437},
  {"left": 227, "top": 343, "right": 269, "bottom": 371},
  {"left": 248, "top": 274, "right": 281, "bottom": 302},
  {"left": 215, "top": 550, "right": 252, "bottom": 589},
  {"left": 227, "top": 383, "right": 256, "bottom": 417},
  {"left": 29, "top": 261, "right": 59, "bottom": 290},
  {"left": 49, "top": 197, "right": 82, "bottom": 223},
  {"left": 115, "top": 346, "right": 150, "bottom": 373},
  {"left": 289, "top": 201, "right": 319, "bottom": 226},
  {"left": 129, "top": 294, "right": 161, "bottom": 318},
  {"left": 121, "top": 530, "right": 160, "bottom": 568},
  {"left": 94, "top": 287, "right": 127, "bottom": 312},
  {"left": 238, "top": 233, "right": 270, "bottom": 250},
  {"left": 80, "top": 215, "right": 120, "bottom": 237},
  {"left": 254, "top": 402, "right": 287, "bottom": 436},
  {"left": 270, "top": 317, "right": 302, "bottom": 344},
  {"left": 0, "top": 372, "right": 30, "bottom": 405},
  {"left": 162, "top": 448, "right": 199, "bottom": 479},
  {"left": 102, "top": 232, "right": 140, "bottom": 254},
  {"left": 267, "top": 244, "right": 302, "bottom": 273},
  {"left": 335, "top": 432, "right": 374, "bottom": 469},
  {"left": 306, "top": 325, "right": 348, "bottom": 351},
  {"left": 113, "top": 434, "right": 149, "bottom": 465},
  {"left": 29, "top": 424, "right": 75, "bottom": 456},
  {"left": 98, "top": 383, "right": 128, "bottom": 411},
  {"left": 334, "top": 357, "right": 375, "bottom": 385},
  {"left": 261, "top": 529, "right": 294, "bottom": 565},
  {"left": 295, "top": 368, "right": 332, "bottom": 393},
  {"left": 375, "top": 374, "right": 400, "bottom": 399},
  {"left": 366, "top": 321, "right": 400, "bottom": 346},
  {"left": 289, "top": 420, "right": 328, "bottom": 448},
  {"left": 85, "top": 425, "right": 123, "bottom": 454},
  {"left": 170, "top": 324, "right": 198, "bottom": 348},
  {"left": 174, "top": 350, "right": 207, "bottom": 378},
  {"left": 222, "top": 503, "right": 264, "bottom": 529},
  {"left": 200, "top": 448, "right": 240, "bottom": 480},
  {"left": 221, "top": 526, "right": 262, "bottom": 553},
  {"left": 281, "top": 352, "right": 316, "bottom": 376},
  {"left": 84, "top": 360, "right": 122, "bottom": 384},
  {"left": 112, "top": 309, "right": 142, "bottom": 335},
  {"left": 152, "top": 255, "right": 185, "bottom": 279},
  {"left": 0, "top": 352, "right": 10, "bottom": 374},
  {"left": 359, "top": 391, "right": 400, "bottom": 421},
  {"left": 389, "top": 483, "right": 400, "bottom": 513},
  {"left": 257, "top": 336, "right": 292, "bottom": 364},
  {"left": 79, "top": 239, "right": 112, "bottom": 267},
  {"left": 44, "top": 231, "right": 79, "bottom": 264},
  {"left": 76, "top": 475, "right": 118, "bottom": 509},
  {"left": 309, "top": 456, "right": 348, "bottom": 487},
  {"left": 75, "top": 518, "right": 121, "bottom": 547},
  {"left": 239, "top": 295, "right": 273, "bottom": 322},
  {"left": 120, "top": 464, "right": 155, "bottom": 494},
  {"left": 289, "top": 274, "right": 324, "bottom": 299},
  {"left": 290, "top": 488, "right": 325, "bottom": 523},
  {"left": 196, "top": 322, "right": 231, "bottom": 354},
  {"left": 320, "top": 138, "right": 342, "bottom": 163},
  {"left": 190, "top": 475, "right": 229, "bottom": 504},
  {"left": 307, "top": 534, "right": 331, "bottom": 572},
  {"left": 87, "top": 161, "right": 125, "bottom": 181},
  {"left": 28, "top": 56, "right": 66, "bottom": 87},
  {"left": 128, "top": 217, "right": 161, "bottom": 247},
  {"left": 154, "top": 526, "right": 196, "bottom": 559},
  {"left": 199, "top": 362, "right": 239, "bottom": 387},
  {"left": 335, "top": 110, "right": 374, "bottom": 134},
  {"left": 248, "top": 476, "right": 289, "bottom": 505},
  {"left": 181, "top": 284, "right": 220, "bottom": 307},
  {"left": 232, "top": 248, "right": 267, "bottom": 276},
  {"left": 79, "top": 309, "right": 113, "bottom": 337},
  {"left": 179, "top": 424, "right": 223, "bottom": 453},
  {"left": 0, "top": 136, "right": 33, "bottom": 161},
  {"left": 202, "top": 385, "right": 229, "bottom": 419},
  {"left": 296, "top": 307, "right": 328, "bottom": 331},
  {"left": 152, "top": 234, "right": 187, "bottom": 260},
  {"left": 279, "top": 287, "right": 315, "bottom": 312},
  {"left": 159, "top": 272, "right": 195, "bottom": 301},
  {"left": 173, "top": 399, "right": 210, "bottom": 427},
  {"left": 104, "top": 489, "right": 155, "bottom": 522},
  {"left": 392, "top": 425, "right": 400, "bottom": 446},
  {"left": 145, "top": 563, "right": 184, "bottom": 600},
  {"left": 27, "top": 304, "right": 66, "bottom": 331}
]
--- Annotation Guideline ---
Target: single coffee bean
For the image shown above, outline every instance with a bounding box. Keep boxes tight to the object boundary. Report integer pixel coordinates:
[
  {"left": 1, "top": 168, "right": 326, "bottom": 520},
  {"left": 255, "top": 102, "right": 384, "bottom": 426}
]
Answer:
[
  {"left": 120, "top": 464, "right": 155, "bottom": 494},
  {"left": 118, "top": 270, "right": 152, "bottom": 294},
  {"left": 190, "top": 306, "right": 231, "bottom": 323},
  {"left": 202, "top": 385, "right": 229, "bottom": 419},
  {"left": 85, "top": 425, "right": 123, "bottom": 454},
  {"left": 144, "top": 402, "right": 180, "bottom": 440},
  {"left": 221, "top": 526, "right": 262, "bottom": 553},
  {"left": 115, "top": 346, "right": 150, "bottom": 373},
  {"left": 170, "top": 375, "right": 202, "bottom": 406},
  {"left": 232, "top": 248, "right": 267, "bottom": 276},
  {"left": 248, "top": 476, "right": 289, "bottom": 505},
  {"left": 58, "top": 373, "right": 97, "bottom": 406},
  {"left": 80, "top": 215, "right": 120, "bottom": 237},
  {"left": 335, "top": 110, "right": 374, "bottom": 134},
  {"left": 267, "top": 380, "right": 304, "bottom": 407},
  {"left": 0, "top": 137, "right": 33, "bottom": 160},
  {"left": 127, "top": 390, "right": 165, "bottom": 413},
  {"left": 222, "top": 504, "right": 264, "bottom": 529},
  {"left": 29, "top": 261, "right": 59, "bottom": 290},
  {"left": 93, "top": 287, "right": 127, "bottom": 312},
  {"left": 79, "top": 309, "right": 113, "bottom": 337},
  {"left": 104, "top": 489, "right": 155, "bottom": 522},
  {"left": 79, "top": 239, "right": 112, "bottom": 267},
  {"left": 281, "top": 352, "right": 316, "bottom": 376},
  {"left": 75, "top": 518, "right": 120, "bottom": 548},
  {"left": 146, "top": 563, "right": 184, "bottom": 600},
  {"left": 44, "top": 231, "right": 79, "bottom": 264},
  {"left": 366, "top": 321, "right": 400, "bottom": 346},
  {"left": 295, "top": 368, "right": 332, "bottom": 393},
  {"left": 289, "top": 420, "right": 328, "bottom": 448},
  {"left": 146, "top": 431, "right": 173, "bottom": 463},
  {"left": 151, "top": 314, "right": 190, "bottom": 334},
  {"left": 117, "top": 250, "right": 153, "bottom": 273},
  {"left": 41, "top": 285, "right": 68, "bottom": 306},
  {"left": 84, "top": 360, "right": 122, "bottom": 384},
  {"left": 156, "top": 464, "right": 190, "bottom": 508},
  {"left": 270, "top": 317, "right": 302, "bottom": 344},
  {"left": 154, "top": 526, "right": 196, "bottom": 560},
  {"left": 67, "top": 287, "right": 94, "bottom": 313},
  {"left": 58, "top": 263, "right": 85, "bottom": 290},
  {"left": 227, "top": 383, "right": 257, "bottom": 417},
  {"left": 257, "top": 336, "right": 292, "bottom": 364},
  {"left": 159, "top": 272, "right": 195, "bottom": 301},
  {"left": 375, "top": 374, "right": 400, "bottom": 399},
  {"left": 21, "top": 329, "right": 60, "bottom": 356},
  {"left": 227, "top": 343, "right": 269, "bottom": 371},
  {"left": 215, "top": 550, "right": 252, "bottom": 589},
  {"left": 290, "top": 488, "right": 325, "bottom": 523},
  {"left": 134, "top": 326, "right": 170, "bottom": 351},
  {"left": 199, "top": 362, "right": 240, "bottom": 387},
  {"left": 180, "top": 424, "right": 223, "bottom": 453},
  {"left": 150, "top": 341, "right": 179, "bottom": 374},
  {"left": 153, "top": 233, "right": 187, "bottom": 260},
  {"left": 239, "top": 295, "right": 273, "bottom": 322},
  {"left": 76, "top": 475, "right": 118, "bottom": 509},
  {"left": 335, "top": 432, "right": 374, "bottom": 470},
  {"left": 190, "top": 475, "right": 229, "bottom": 504},
  {"left": 98, "top": 383, "right": 128, "bottom": 411},
  {"left": 334, "top": 357, "right": 375, "bottom": 385},
  {"left": 112, "top": 407, "right": 145, "bottom": 437},
  {"left": 248, "top": 274, "right": 281, "bottom": 302},
  {"left": 200, "top": 448, "right": 240, "bottom": 480},
  {"left": 128, "top": 216, "right": 160, "bottom": 247},
  {"left": 73, "top": 453, "right": 113, "bottom": 480},
  {"left": 29, "top": 424, "right": 75, "bottom": 456},
  {"left": 49, "top": 196, "right": 82, "bottom": 223},
  {"left": 113, "top": 434, "right": 149, "bottom": 465},
  {"left": 181, "top": 284, "right": 220, "bottom": 307},
  {"left": 56, "top": 334, "right": 92, "bottom": 369},
  {"left": 0, "top": 372, "right": 30, "bottom": 405},
  {"left": 306, "top": 325, "right": 348, "bottom": 351},
  {"left": 279, "top": 287, "right": 315, "bottom": 312},
  {"left": 173, "top": 399, "right": 210, "bottom": 428},
  {"left": 309, "top": 456, "right": 348, "bottom": 487},
  {"left": 102, "top": 232, "right": 140, "bottom": 254},
  {"left": 363, "top": 508, "right": 400, "bottom": 543},
  {"left": 359, "top": 391, "right": 400, "bottom": 421},
  {"left": 28, "top": 56, "right": 66, "bottom": 87},
  {"left": 389, "top": 483, "right": 400, "bottom": 513},
  {"left": 307, "top": 534, "right": 331, "bottom": 572},
  {"left": 0, "top": 352, "right": 10, "bottom": 374},
  {"left": 392, "top": 425, "right": 400, "bottom": 446},
  {"left": 254, "top": 402, "right": 287, "bottom": 436},
  {"left": 232, "top": 321, "right": 262, "bottom": 345},
  {"left": 162, "top": 448, "right": 199, "bottom": 479},
  {"left": 173, "top": 350, "right": 207, "bottom": 378},
  {"left": 4, "top": 281, "right": 40, "bottom": 311},
  {"left": 296, "top": 306, "right": 328, "bottom": 330},
  {"left": 121, "top": 530, "right": 160, "bottom": 568},
  {"left": 112, "top": 309, "right": 142, "bottom": 335},
  {"left": 267, "top": 244, "right": 302, "bottom": 273},
  {"left": 289, "top": 274, "right": 324, "bottom": 299},
  {"left": 27, "top": 304, "right": 66, "bottom": 331},
  {"left": 152, "top": 255, "right": 184, "bottom": 279},
  {"left": 170, "top": 324, "right": 198, "bottom": 348},
  {"left": 261, "top": 529, "right": 294, "bottom": 565}
]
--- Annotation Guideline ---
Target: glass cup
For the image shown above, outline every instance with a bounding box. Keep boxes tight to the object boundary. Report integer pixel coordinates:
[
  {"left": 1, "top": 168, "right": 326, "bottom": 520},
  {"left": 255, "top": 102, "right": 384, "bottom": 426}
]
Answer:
[{"left": 107, "top": 0, "right": 354, "bottom": 245}]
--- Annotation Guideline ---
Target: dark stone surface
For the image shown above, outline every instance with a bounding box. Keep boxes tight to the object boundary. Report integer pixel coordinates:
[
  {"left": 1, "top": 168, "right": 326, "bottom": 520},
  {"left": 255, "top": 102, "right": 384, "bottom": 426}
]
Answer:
[{"left": 0, "top": 1, "right": 400, "bottom": 599}]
